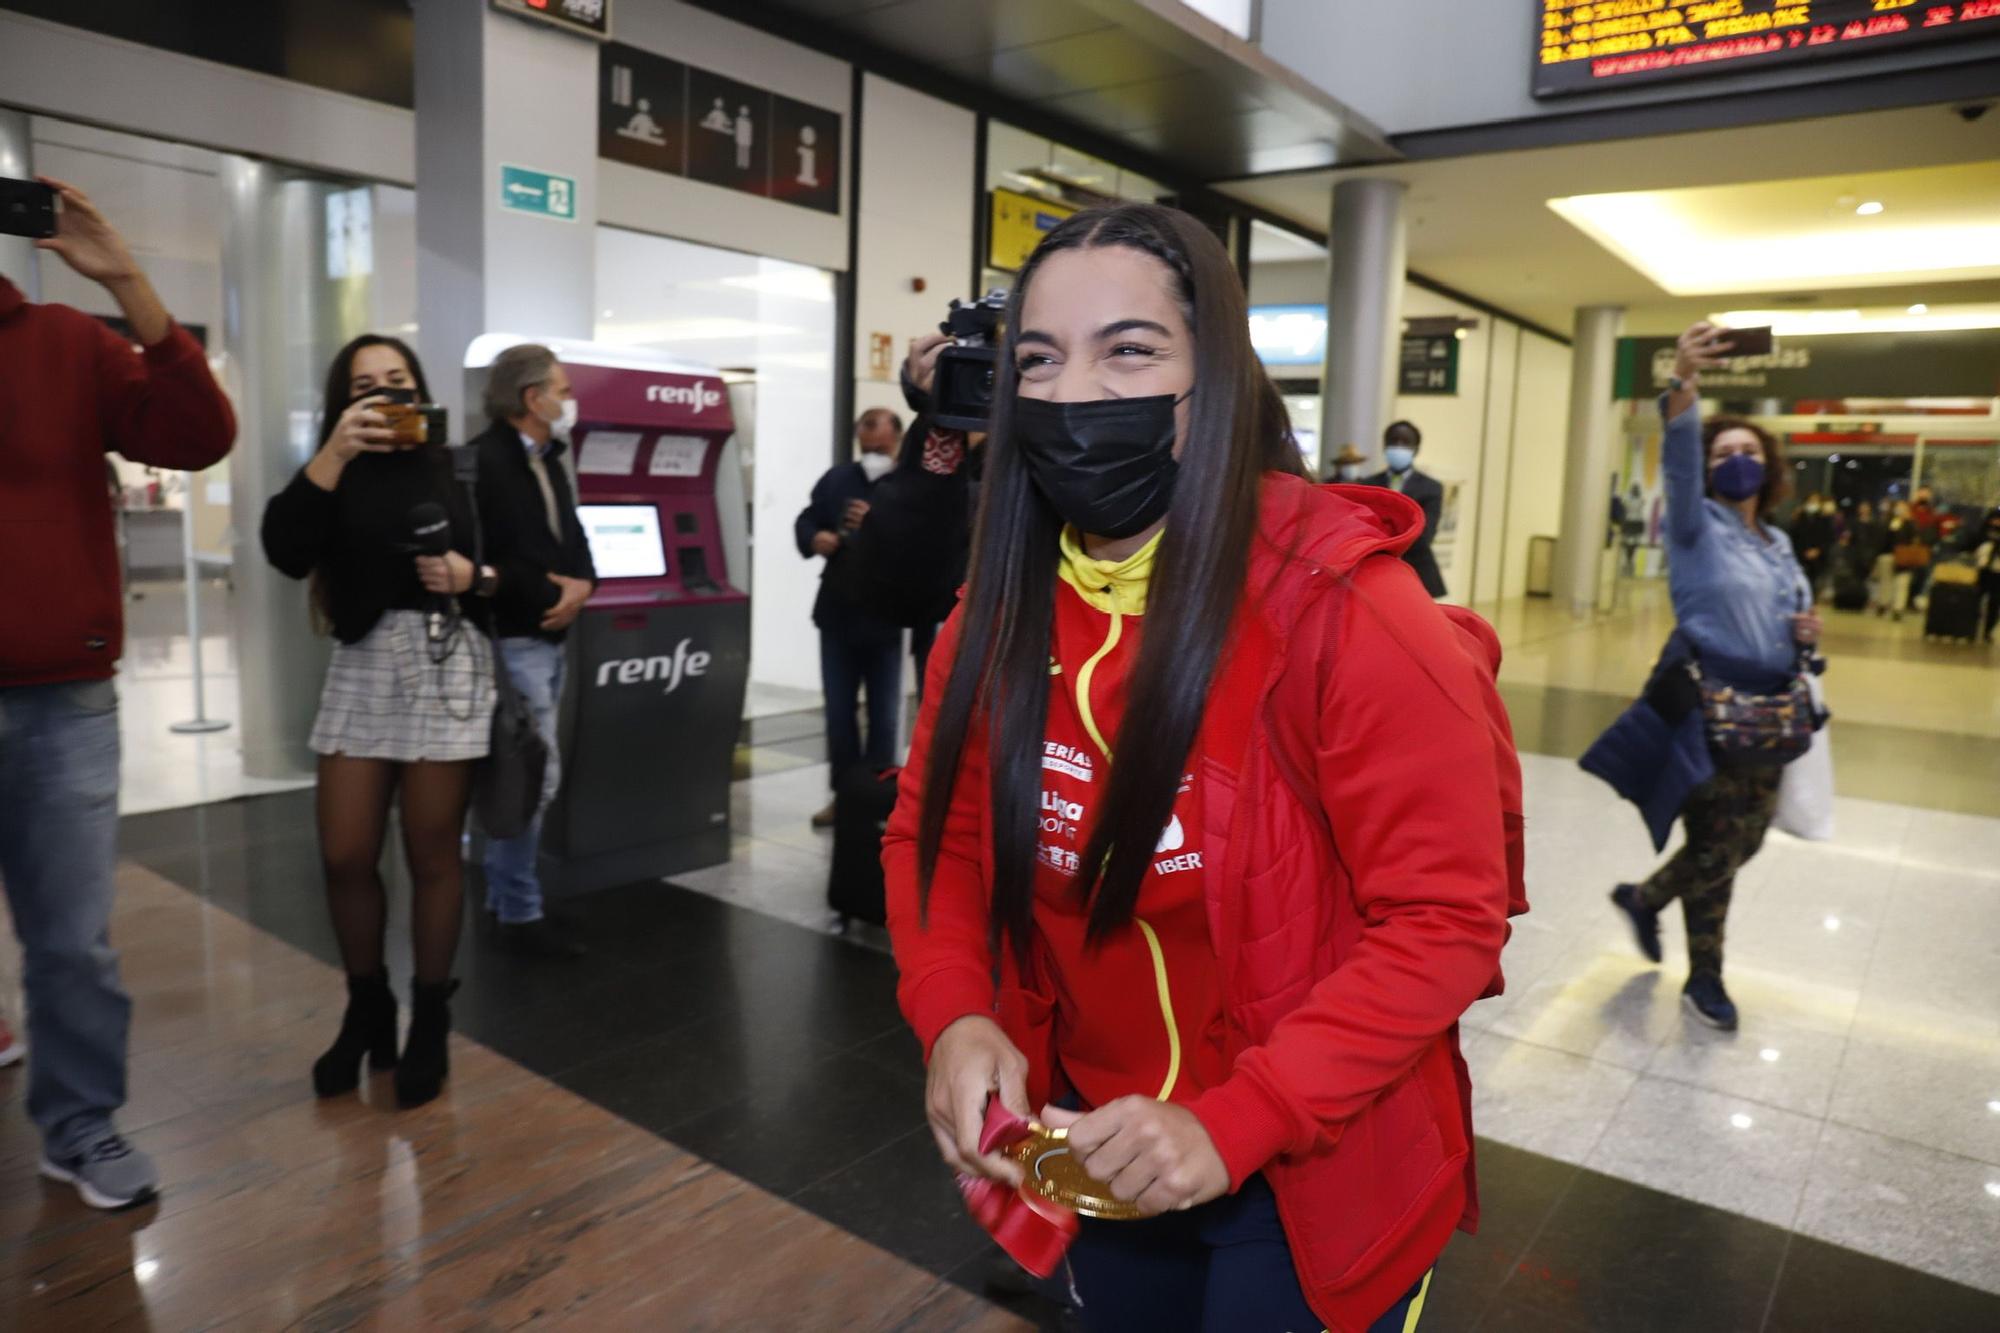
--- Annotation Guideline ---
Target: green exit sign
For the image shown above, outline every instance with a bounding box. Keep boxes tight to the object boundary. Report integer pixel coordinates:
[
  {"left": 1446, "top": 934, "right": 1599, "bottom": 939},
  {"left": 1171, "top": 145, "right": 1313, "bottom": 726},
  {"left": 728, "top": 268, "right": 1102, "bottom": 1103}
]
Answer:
[{"left": 499, "top": 164, "right": 577, "bottom": 221}]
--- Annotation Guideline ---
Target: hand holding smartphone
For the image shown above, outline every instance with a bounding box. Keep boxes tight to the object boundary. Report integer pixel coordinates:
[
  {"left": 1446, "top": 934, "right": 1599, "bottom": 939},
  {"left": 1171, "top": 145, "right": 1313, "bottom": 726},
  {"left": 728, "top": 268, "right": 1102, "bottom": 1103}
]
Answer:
[
  {"left": 1720, "top": 325, "right": 1774, "bottom": 358},
  {"left": 0, "top": 177, "right": 58, "bottom": 240}
]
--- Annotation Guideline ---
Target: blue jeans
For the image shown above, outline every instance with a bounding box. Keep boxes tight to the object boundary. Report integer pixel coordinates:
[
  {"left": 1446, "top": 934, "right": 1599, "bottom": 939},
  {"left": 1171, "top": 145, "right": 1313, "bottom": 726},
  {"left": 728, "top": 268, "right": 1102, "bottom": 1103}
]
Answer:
[
  {"left": 483, "top": 638, "right": 565, "bottom": 924},
  {"left": 0, "top": 680, "right": 128, "bottom": 1158},
  {"left": 820, "top": 628, "right": 901, "bottom": 784}
]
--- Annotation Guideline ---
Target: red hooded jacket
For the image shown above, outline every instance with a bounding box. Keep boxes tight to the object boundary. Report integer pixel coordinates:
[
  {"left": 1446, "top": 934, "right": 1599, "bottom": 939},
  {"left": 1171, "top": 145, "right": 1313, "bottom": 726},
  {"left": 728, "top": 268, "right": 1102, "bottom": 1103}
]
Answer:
[
  {"left": 885, "top": 473, "right": 1522, "bottom": 1332},
  {"left": 0, "top": 278, "right": 236, "bottom": 686}
]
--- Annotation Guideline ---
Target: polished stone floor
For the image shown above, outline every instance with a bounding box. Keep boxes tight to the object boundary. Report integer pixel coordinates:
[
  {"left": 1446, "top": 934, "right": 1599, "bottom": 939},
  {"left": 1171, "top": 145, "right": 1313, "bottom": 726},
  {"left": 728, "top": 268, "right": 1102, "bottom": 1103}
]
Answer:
[{"left": 8, "top": 577, "right": 1996, "bottom": 1330}]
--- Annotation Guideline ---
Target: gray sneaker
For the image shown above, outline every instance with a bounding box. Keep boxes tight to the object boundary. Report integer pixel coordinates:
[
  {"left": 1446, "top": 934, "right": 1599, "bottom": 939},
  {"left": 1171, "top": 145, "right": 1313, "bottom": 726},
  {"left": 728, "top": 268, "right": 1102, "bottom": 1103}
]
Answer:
[{"left": 40, "top": 1135, "right": 159, "bottom": 1210}]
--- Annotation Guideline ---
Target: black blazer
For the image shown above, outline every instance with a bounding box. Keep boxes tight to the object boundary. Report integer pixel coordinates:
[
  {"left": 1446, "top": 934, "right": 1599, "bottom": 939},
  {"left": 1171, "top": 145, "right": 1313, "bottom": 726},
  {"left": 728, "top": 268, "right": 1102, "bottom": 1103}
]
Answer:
[
  {"left": 1362, "top": 467, "right": 1447, "bottom": 598},
  {"left": 470, "top": 419, "right": 597, "bottom": 642}
]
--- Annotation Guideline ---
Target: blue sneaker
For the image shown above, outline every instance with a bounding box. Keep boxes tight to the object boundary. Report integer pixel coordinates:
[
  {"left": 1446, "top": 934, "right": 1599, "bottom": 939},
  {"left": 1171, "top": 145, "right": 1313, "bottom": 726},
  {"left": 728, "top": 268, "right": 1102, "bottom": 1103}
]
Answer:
[
  {"left": 1683, "top": 972, "right": 1739, "bottom": 1032},
  {"left": 41, "top": 1135, "right": 159, "bottom": 1210},
  {"left": 1610, "top": 884, "right": 1663, "bottom": 964}
]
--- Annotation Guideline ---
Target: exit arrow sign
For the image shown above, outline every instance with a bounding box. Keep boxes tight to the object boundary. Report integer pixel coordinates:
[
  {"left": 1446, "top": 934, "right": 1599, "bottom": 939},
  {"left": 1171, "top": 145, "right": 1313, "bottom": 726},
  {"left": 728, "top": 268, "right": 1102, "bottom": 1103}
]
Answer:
[{"left": 499, "top": 164, "right": 578, "bottom": 221}]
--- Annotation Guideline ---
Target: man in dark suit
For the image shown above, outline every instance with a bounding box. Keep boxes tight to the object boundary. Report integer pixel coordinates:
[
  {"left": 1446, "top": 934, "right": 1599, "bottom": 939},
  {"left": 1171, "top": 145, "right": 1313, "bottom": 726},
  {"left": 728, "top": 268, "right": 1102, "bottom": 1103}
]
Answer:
[
  {"left": 472, "top": 343, "right": 598, "bottom": 957},
  {"left": 1362, "top": 420, "right": 1447, "bottom": 598}
]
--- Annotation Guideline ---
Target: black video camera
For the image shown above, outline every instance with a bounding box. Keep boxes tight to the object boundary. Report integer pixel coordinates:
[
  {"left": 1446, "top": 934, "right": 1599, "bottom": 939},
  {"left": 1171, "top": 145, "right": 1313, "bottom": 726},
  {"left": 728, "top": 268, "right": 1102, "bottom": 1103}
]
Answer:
[{"left": 929, "top": 290, "right": 1009, "bottom": 432}]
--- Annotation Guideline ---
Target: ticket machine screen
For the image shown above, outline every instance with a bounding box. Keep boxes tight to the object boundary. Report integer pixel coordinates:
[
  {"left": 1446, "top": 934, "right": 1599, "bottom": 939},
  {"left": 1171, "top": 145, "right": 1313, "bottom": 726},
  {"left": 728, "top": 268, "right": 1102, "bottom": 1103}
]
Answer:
[{"left": 577, "top": 504, "right": 668, "bottom": 579}]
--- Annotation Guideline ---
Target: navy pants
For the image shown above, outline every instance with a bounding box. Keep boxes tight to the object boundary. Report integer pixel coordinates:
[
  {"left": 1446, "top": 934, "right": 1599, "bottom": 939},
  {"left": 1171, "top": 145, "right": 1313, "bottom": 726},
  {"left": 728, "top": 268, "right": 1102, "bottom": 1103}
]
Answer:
[
  {"left": 1067, "top": 1175, "right": 1432, "bottom": 1333},
  {"left": 819, "top": 628, "right": 901, "bottom": 784}
]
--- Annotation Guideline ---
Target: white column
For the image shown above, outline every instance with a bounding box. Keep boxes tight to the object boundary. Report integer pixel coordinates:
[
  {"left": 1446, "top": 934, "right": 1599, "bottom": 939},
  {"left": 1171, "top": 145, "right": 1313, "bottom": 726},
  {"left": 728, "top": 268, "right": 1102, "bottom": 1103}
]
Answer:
[
  {"left": 1319, "top": 178, "right": 1406, "bottom": 475},
  {"left": 0, "top": 109, "right": 39, "bottom": 299},
  {"left": 416, "top": 0, "right": 598, "bottom": 429},
  {"left": 221, "top": 156, "right": 338, "bottom": 778},
  {"left": 1554, "top": 304, "right": 1625, "bottom": 616}
]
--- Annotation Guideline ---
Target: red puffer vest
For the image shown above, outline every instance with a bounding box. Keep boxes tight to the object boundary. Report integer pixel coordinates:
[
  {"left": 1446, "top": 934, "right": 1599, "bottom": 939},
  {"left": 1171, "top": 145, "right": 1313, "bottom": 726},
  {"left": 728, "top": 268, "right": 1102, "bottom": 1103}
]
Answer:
[{"left": 886, "top": 473, "right": 1526, "bottom": 1333}]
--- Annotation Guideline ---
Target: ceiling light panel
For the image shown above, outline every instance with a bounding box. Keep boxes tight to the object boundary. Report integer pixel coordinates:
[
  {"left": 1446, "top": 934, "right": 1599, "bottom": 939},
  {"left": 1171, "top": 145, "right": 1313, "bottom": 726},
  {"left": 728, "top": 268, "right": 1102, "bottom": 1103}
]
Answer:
[{"left": 1548, "top": 164, "right": 2000, "bottom": 297}]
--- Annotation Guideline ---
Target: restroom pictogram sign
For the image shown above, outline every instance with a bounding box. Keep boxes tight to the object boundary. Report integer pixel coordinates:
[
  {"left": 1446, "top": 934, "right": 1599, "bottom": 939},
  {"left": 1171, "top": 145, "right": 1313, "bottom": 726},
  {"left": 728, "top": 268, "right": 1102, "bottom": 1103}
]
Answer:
[{"left": 599, "top": 41, "right": 841, "bottom": 215}]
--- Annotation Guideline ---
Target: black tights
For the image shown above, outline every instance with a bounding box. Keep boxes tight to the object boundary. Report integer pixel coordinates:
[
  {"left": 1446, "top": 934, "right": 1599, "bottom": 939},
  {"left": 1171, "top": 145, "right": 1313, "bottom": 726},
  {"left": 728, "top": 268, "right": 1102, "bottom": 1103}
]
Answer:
[{"left": 316, "top": 755, "right": 473, "bottom": 985}]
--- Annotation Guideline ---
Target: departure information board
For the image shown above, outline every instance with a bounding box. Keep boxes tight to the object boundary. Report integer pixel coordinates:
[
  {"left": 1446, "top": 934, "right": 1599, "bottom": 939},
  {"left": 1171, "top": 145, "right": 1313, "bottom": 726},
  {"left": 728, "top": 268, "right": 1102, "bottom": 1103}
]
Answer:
[{"left": 1535, "top": 1, "right": 2000, "bottom": 96}]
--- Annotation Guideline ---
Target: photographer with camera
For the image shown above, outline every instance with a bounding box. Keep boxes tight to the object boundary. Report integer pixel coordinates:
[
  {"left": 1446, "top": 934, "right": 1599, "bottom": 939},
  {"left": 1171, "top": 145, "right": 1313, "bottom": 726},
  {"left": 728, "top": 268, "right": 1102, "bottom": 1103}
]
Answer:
[{"left": 835, "top": 296, "right": 1004, "bottom": 691}]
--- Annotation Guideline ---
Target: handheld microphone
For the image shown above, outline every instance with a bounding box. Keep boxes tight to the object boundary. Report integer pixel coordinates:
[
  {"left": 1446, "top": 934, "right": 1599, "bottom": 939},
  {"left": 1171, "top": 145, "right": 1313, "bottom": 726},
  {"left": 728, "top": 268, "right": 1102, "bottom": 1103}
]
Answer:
[{"left": 408, "top": 502, "right": 453, "bottom": 641}]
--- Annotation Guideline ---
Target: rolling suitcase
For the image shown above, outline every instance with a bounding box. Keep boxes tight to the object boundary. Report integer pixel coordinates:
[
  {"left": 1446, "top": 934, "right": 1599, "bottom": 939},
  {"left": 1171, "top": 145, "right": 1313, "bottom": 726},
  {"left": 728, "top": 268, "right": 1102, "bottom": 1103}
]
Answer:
[
  {"left": 1829, "top": 546, "right": 1870, "bottom": 611},
  {"left": 1923, "top": 581, "right": 1981, "bottom": 643},
  {"left": 829, "top": 765, "right": 900, "bottom": 928}
]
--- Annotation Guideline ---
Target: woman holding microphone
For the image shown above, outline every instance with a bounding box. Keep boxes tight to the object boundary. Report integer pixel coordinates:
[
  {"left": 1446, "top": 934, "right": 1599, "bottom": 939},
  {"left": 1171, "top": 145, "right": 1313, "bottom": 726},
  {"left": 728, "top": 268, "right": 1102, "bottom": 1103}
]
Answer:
[
  {"left": 883, "top": 204, "right": 1519, "bottom": 1333},
  {"left": 263, "top": 335, "right": 496, "bottom": 1109}
]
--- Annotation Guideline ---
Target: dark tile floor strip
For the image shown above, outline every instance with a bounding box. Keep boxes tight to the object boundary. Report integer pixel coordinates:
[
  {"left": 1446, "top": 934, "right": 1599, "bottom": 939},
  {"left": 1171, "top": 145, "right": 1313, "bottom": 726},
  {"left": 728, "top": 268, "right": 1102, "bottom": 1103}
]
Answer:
[{"left": 117, "top": 793, "right": 2000, "bottom": 1332}]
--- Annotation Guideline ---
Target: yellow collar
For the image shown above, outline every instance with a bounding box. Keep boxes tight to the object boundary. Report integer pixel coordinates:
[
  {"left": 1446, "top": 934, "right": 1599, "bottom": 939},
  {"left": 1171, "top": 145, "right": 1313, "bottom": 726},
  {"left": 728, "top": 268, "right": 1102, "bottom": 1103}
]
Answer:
[{"left": 1058, "top": 526, "right": 1161, "bottom": 616}]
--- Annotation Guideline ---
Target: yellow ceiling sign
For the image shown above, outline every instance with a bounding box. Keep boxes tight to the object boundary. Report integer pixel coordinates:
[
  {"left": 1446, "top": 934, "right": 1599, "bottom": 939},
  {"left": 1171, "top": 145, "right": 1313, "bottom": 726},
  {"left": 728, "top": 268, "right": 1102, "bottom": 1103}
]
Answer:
[{"left": 989, "top": 188, "right": 1079, "bottom": 273}]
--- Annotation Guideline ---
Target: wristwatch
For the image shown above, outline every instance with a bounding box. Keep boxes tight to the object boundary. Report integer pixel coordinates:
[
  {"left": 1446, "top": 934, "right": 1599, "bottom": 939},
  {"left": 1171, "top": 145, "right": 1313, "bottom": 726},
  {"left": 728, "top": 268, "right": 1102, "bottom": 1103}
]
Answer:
[{"left": 473, "top": 564, "right": 499, "bottom": 597}]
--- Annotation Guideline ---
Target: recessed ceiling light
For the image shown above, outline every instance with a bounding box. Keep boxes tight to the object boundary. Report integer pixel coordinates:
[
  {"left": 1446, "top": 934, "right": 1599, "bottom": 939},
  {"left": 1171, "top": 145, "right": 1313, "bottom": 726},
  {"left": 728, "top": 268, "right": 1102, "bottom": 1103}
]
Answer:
[
  {"left": 1824, "top": 916, "right": 1842, "bottom": 932},
  {"left": 1908, "top": 303, "right": 1929, "bottom": 315},
  {"left": 1987, "top": 1181, "right": 2000, "bottom": 1199},
  {"left": 1760, "top": 1048, "right": 1782, "bottom": 1063},
  {"left": 1730, "top": 1113, "right": 1755, "bottom": 1130},
  {"left": 1549, "top": 173, "right": 2000, "bottom": 296},
  {"left": 1987, "top": 1100, "right": 2000, "bottom": 1114}
]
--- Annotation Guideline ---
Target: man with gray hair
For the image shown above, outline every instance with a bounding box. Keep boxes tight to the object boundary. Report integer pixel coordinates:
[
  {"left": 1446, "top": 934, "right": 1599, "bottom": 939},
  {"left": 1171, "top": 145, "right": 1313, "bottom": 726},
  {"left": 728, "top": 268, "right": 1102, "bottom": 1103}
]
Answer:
[{"left": 469, "top": 344, "right": 596, "bottom": 956}]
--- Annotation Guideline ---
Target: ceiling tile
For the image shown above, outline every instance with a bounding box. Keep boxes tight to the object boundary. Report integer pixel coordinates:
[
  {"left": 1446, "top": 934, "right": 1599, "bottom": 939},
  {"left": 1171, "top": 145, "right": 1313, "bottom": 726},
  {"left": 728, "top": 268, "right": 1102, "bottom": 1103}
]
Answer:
[
  {"left": 967, "top": 28, "right": 1195, "bottom": 103},
  {"left": 1037, "top": 74, "right": 1266, "bottom": 135},
  {"left": 845, "top": 0, "right": 1114, "bottom": 67}
]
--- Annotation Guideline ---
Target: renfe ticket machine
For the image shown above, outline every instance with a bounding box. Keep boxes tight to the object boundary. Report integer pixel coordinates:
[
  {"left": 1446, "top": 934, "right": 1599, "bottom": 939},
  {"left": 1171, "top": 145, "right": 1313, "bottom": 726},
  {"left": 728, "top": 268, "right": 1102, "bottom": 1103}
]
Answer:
[{"left": 465, "top": 336, "right": 750, "bottom": 893}]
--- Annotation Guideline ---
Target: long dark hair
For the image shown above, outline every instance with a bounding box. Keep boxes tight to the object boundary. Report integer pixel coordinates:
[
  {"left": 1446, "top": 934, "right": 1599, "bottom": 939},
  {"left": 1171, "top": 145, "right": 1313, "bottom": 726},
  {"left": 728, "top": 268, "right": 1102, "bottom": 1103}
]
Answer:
[
  {"left": 307, "top": 334, "right": 438, "bottom": 631},
  {"left": 1702, "top": 417, "right": 1787, "bottom": 518},
  {"left": 317, "top": 333, "right": 432, "bottom": 445},
  {"left": 916, "top": 203, "right": 1307, "bottom": 965}
]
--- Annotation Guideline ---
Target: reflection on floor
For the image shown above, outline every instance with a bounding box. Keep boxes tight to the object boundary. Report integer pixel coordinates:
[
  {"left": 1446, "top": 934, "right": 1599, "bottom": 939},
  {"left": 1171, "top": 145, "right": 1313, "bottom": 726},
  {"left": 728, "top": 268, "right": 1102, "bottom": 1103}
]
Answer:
[
  {"left": 1480, "top": 580, "right": 2000, "bottom": 815},
  {"left": 62, "top": 732, "right": 2000, "bottom": 1331},
  {"left": 1481, "top": 575, "right": 1999, "bottom": 729},
  {"left": 0, "top": 864, "right": 1024, "bottom": 1332}
]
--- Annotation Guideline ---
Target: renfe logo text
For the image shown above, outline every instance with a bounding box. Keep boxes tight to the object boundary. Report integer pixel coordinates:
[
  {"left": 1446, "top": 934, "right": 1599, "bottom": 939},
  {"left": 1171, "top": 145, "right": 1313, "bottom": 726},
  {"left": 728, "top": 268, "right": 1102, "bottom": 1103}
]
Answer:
[
  {"left": 596, "top": 639, "right": 712, "bottom": 693},
  {"left": 644, "top": 381, "right": 724, "bottom": 414}
]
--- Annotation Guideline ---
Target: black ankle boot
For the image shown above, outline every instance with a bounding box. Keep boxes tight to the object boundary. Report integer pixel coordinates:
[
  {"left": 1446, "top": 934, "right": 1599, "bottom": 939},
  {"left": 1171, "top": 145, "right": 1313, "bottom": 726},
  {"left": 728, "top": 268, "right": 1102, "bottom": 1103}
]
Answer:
[
  {"left": 395, "top": 978, "right": 460, "bottom": 1109},
  {"left": 312, "top": 970, "right": 398, "bottom": 1098}
]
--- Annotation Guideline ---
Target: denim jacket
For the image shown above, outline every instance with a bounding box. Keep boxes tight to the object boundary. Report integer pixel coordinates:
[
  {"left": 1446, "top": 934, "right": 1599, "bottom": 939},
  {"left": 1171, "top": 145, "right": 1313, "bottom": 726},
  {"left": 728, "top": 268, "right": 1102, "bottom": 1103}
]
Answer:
[{"left": 1661, "top": 397, "right": 1811, "bottom": 682}]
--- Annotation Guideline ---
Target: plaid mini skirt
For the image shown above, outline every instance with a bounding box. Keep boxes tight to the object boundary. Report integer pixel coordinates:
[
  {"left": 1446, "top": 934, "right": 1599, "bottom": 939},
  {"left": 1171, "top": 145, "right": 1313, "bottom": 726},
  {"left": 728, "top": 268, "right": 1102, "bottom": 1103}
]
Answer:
[{"left": 309, "top": 610, "right": 494, "bottom": 763}]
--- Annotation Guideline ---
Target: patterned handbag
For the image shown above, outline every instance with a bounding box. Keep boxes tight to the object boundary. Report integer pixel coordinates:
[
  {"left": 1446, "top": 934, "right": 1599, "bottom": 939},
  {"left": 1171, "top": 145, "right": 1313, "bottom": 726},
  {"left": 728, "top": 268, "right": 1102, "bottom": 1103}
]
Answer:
[{"left": 1693, "top": 669, "right": 1816, "bottom": 764}]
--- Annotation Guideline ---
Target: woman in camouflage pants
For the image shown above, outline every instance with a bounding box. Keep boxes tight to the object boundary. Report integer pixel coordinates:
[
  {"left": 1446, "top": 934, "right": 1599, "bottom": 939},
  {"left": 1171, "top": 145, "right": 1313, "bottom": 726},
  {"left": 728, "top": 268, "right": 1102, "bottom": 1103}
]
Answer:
[{"left": 1609, "top": 323, "right": 1821, "bottom": 1032}]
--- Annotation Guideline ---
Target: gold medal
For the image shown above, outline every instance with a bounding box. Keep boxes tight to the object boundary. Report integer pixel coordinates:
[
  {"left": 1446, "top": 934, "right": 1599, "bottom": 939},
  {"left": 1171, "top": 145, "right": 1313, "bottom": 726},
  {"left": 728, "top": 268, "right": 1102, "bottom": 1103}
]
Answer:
[{"left": 1005, "top": 1123, "right": 1146, "bottom": 1221}]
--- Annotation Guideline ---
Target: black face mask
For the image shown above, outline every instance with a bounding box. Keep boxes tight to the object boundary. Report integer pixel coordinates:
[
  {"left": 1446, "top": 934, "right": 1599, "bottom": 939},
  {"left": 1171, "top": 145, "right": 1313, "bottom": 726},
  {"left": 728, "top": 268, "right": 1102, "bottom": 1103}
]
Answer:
[{"left": 1013, "top": 393, "right": 1183, "bottom": 539}]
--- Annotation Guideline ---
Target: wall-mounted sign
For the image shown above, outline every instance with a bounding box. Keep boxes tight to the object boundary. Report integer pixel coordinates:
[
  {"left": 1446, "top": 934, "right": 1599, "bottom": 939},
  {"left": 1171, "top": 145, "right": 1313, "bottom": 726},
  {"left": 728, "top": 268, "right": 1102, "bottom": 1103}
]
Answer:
[
  {"left": 1248, "top": 304, "right": 1328, "bottom": 366},
  {"left": 492, "top": 0, "right": 610, "bottom": 41},
  {"left": 599, "top": 42, "right": 841, "bottom": 214},
  {"left": 499, "top": 164, "right": 578, "bottom": 221},
  {"left": 1614, "top": 330, "right": 2000, "bottom": 400},
  {"left": 1400, "top": 332, "right": 1460, "bottom": 395},
  {"left": 988, "top": 188, "right": 1079, "bottom": 272},
  {"left": 1534, "top": 0, "right": 2000, "bottom": 98}
]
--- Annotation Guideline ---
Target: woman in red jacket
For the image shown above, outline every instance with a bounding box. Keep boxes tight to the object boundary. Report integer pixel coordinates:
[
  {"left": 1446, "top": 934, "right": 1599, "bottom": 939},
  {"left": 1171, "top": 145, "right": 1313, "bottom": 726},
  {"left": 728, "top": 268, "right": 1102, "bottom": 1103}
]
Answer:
[{"left": 884, "top": 203, "right": 1520, "bottom": 1333}]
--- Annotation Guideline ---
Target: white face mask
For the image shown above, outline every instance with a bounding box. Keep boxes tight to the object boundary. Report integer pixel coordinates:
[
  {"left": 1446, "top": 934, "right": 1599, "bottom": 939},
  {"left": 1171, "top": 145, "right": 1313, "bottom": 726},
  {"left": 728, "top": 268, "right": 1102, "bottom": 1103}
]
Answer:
[
  {"left": 858, "top": 451, "right": 894, "bottom": 482},
  {"left": 549, "top": 396, "right": 578, "bottom": 440}
]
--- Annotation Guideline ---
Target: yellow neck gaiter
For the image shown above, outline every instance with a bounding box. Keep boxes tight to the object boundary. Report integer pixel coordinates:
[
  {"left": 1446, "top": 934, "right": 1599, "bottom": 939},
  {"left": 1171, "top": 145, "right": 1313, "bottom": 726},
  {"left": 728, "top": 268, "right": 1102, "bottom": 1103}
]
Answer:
[{"left": 1057, "top": 526, "right": 1161, "bottom": 617}]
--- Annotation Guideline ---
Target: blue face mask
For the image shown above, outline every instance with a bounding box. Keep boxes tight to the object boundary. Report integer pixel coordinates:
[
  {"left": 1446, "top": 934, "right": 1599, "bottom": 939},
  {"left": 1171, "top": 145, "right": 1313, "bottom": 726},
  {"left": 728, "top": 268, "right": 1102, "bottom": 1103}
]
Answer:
[
  {"left": 1385, "top": 445, "right": 1417, "bottom": 473},
  {"left": 1711, "top": 453, "right": 1764, "bottom": 502}
]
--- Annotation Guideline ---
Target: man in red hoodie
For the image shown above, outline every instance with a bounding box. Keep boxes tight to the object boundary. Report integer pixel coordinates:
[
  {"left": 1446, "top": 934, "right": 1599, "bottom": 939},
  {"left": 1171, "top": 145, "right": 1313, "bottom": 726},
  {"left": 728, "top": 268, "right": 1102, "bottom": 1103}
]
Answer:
[{"left": 0, "top": 176, "right": 235, "bottom": 1209}]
